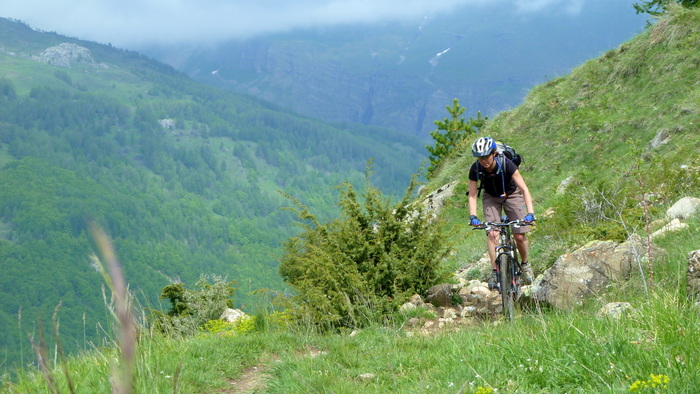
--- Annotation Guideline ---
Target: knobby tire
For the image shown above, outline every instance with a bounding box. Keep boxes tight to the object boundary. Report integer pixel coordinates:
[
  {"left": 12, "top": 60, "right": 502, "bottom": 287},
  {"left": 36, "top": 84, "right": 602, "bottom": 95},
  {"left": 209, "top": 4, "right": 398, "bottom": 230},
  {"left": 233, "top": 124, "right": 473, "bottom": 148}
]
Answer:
[{"left": 499, "top": 253, "right": 515, "bottom": 321}]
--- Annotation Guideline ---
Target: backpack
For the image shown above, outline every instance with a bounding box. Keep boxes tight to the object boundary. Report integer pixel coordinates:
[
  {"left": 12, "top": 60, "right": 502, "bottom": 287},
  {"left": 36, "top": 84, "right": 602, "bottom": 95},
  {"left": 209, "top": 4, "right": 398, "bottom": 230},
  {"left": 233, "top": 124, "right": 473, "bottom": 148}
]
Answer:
[
  {"left": 471, "top": 140, "right": 522, "bottom": 197},
  {"left": 495, "top": 140, "right": 522, "bottom": 167}
]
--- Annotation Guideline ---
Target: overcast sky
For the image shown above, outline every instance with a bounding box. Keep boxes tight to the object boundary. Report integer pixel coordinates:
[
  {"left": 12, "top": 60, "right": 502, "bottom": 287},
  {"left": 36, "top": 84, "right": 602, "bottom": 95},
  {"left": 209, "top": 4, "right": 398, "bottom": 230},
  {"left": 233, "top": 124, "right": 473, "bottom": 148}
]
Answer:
[{"left": 2, "top": 0, "right": 637, "bottom": 49}]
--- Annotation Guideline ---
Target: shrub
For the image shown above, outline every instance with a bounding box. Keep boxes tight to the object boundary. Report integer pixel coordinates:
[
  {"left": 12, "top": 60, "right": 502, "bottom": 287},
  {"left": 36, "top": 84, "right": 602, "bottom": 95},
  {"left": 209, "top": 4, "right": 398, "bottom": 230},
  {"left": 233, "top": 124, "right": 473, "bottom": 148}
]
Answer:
[
  {"left": 148, "top": 274, "right": 236, "bottom": 337},
  {"left": 201, "top": 316, "right": 255, "bottom": 337},
  {"left": 279, "top": 168, "right": 451, "bottom": 330}
]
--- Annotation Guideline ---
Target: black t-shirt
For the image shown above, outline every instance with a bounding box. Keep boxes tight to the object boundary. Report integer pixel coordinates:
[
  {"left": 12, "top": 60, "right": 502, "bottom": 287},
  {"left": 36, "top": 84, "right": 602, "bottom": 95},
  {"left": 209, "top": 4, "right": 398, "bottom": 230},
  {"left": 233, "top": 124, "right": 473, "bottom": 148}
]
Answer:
[{"left": 469, "top": 156, "right": 519, "bottom": 197}]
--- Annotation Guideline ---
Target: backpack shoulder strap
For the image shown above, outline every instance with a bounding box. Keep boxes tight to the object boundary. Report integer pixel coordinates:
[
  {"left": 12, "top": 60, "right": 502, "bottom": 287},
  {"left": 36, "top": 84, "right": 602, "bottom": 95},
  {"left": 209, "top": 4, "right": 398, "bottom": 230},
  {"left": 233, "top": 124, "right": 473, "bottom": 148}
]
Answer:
[{"left": 476, "top": 161, "right": 485, "bottom": 197}]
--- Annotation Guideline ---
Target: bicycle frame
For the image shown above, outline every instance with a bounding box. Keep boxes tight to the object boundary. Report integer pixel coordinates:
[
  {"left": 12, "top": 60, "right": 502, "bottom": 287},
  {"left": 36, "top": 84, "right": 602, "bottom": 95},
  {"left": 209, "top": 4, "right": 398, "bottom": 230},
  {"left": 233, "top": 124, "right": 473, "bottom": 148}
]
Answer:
[{"left": 475, "top": 217, "right": 525, "bottom": 321}]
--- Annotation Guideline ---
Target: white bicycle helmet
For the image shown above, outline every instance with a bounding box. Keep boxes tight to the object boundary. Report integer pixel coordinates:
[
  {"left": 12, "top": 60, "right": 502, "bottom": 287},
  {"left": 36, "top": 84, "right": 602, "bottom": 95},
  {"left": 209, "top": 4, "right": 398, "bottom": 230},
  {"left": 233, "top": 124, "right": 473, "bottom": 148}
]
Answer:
[{"left": 472, "top": 136, "right": 496, "bottom": 157}]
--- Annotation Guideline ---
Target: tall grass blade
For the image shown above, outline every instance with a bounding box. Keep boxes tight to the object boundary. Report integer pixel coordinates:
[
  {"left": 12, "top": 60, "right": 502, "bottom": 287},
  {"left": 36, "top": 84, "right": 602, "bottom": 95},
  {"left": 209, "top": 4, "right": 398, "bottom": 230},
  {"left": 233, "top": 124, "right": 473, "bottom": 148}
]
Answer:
[
  {"left": 52, "top": 302, "right": 76, "bottom": 394},
  {"left": 89, "top": 222, "right": 137, "bottom": 394},
  {"left": 29, "top": 318, "right": 56, "bottom": 394}
]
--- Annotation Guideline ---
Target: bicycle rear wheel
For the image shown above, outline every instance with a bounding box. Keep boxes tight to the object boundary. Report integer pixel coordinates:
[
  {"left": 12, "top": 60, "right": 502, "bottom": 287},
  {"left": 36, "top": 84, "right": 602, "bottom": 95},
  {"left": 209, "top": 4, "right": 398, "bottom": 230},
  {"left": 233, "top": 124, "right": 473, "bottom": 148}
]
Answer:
[{"left": 498, "top": 253, "right": 515, "bottom": 321}]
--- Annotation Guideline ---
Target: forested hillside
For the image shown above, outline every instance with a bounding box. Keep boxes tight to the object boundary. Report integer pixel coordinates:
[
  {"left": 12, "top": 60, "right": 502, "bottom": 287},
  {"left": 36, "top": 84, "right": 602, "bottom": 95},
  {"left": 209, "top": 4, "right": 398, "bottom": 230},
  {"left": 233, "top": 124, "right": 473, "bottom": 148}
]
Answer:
[{"left": 0, "top": 18, "right": 426, "bottom": 368}]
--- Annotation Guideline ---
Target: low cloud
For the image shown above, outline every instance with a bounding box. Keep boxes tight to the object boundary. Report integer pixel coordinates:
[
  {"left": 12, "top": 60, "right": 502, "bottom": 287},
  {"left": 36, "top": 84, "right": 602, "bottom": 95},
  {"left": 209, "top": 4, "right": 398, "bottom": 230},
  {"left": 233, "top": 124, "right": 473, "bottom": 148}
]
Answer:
[
  {"left": 1, "top": 0, "right": 600, "bottom": 48},
  {"left": 514, "top": 0, "right": 584, "bottom": 15}
]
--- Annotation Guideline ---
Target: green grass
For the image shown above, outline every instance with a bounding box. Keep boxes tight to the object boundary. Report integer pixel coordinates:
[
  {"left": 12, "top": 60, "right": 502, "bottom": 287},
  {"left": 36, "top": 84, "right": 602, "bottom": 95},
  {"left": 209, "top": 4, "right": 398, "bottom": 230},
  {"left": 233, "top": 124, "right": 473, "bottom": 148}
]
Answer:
[
  {"left": 4, "top": 286, "right": 699, "bottom": 392},
  {"left": 3, "top": 215, "right": 698, "bottom": 392}
]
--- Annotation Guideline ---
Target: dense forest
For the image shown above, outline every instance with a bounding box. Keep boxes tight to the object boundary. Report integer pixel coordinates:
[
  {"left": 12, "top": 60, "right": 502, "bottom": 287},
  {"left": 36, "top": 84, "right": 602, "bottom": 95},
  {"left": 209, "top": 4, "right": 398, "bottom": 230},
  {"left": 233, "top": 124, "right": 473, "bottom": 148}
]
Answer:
[{"left": 0, "top": 18, "right": 427, "bottom": 369}]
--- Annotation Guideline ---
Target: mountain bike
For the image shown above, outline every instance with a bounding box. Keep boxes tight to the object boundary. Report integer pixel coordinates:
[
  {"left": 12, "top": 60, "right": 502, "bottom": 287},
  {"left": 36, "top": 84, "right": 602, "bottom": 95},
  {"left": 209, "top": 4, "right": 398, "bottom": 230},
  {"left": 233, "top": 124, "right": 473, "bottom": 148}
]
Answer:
[{"left": 474, "top": 216, "right": 527, "bottom": 321}]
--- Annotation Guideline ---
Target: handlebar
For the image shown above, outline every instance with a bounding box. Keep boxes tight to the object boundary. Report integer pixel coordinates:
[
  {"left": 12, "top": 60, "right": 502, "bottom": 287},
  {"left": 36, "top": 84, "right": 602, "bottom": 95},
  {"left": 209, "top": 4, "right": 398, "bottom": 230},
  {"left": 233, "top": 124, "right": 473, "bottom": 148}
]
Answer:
[{"left": 472, "top": 219, "right": 528, "bottom": 230}]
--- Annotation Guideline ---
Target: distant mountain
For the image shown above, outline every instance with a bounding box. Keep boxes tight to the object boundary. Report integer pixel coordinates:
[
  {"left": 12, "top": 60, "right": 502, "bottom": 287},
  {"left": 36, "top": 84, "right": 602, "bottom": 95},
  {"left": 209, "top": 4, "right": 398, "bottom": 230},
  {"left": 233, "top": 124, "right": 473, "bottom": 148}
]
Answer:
[
  {"left": 0, "top": 17, "right": 426, "bottom": 368},
  {"left": 141, "top": 1, "right": 649, "bottom": 139}
]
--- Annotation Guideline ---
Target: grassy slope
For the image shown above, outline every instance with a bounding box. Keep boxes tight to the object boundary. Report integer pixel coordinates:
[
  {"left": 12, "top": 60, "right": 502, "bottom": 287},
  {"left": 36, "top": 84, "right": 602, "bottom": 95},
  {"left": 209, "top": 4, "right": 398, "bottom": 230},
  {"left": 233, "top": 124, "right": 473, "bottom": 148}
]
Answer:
[
  {"left": 3, "top": 7, "right": 700, "bottom": 393},
  {"left": 428, "top": 5, "right": 700, "bottom": 276}
]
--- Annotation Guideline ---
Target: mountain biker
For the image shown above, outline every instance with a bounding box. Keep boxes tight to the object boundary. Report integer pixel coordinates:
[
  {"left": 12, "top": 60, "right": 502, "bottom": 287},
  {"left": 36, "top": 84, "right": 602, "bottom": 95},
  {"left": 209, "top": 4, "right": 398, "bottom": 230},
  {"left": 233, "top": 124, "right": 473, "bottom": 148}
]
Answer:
[{"left": 467, "top": 136, "right": 536, "bottom": 289}]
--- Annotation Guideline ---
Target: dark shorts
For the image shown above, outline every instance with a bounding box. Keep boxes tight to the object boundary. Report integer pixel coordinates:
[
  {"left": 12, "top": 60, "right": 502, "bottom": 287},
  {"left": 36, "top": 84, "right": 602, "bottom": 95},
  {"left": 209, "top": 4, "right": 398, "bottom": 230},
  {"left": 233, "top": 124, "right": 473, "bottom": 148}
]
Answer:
[{"left": 482, "top": 189, "right": 530, "bottom": 234}]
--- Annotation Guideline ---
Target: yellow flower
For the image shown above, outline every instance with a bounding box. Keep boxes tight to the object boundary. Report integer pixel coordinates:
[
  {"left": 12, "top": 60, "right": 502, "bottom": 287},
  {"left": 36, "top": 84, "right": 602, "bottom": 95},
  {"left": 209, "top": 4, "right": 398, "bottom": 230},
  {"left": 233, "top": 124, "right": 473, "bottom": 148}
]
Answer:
[{"left": 628, "top": 373, "right": 670, "bottom": 392}]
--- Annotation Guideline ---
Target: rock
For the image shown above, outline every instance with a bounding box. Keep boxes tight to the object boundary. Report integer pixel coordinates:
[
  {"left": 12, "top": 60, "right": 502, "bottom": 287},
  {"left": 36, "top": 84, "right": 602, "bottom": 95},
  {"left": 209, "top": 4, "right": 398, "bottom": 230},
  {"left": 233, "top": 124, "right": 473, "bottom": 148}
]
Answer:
[
  {"left": 358, "top": 373, "right": 376, "bottom": 381},
  {"left": 666, "top": 197, "right": 700, "bottom": 220},
  {"left": 651, "top": 218, "right": 689, "bottom": 239},
  {"left": 409, "top": 294, "right": 424, "bottom": 304},
  {"left": 530, "top": 235, "right": 661, "bottom": 309},
  {"left": 687, "top": 250, "right": 700, "bottom": 300},
  {"left": 597, "top": 302, "right": 634, "bottom": 319},
  {"left": 405, "top": 317, "right": 422, "bottom": 328},
  {"left": 647, "top": 129, "right": 671, "bottom": 150},
  {"left": 443, "top": 308, "right": 458, "bottom": 319},
  {"left": 454, "top": 256, "right": 491, "bottom": 286},
  {"left": 412, "top": 180, "right": 459, "bottom": 223},
  {"left": 460, "top": 306, "right": 477, "bottom": 317},
  {"left": 220, "top": 308, "right": 247, "bottom": 323},
  {"left": 425, "top": 283, "right": 453, "bottom": 307},
  {"left": 556, "top": 176, "right": 575, "bottom": 195},
  {"left": 35, "top": 43, "right": 94, "bottom": 67},
  {"left": 470, "top": 285, "right": 491, "bottom": 297},
  {"left": 159, "top": 119, "right": 176, "bottom": 129},
  {"left": 422, "top": 180, "right": 458, "bottom": 213}
]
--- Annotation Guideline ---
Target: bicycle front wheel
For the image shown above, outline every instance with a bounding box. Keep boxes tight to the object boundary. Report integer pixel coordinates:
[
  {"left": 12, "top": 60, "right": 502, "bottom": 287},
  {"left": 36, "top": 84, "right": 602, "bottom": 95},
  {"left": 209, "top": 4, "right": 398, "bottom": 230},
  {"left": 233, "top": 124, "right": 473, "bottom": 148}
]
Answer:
[{"left": 499, "top": 253, "right": 515, "bottom": 321}]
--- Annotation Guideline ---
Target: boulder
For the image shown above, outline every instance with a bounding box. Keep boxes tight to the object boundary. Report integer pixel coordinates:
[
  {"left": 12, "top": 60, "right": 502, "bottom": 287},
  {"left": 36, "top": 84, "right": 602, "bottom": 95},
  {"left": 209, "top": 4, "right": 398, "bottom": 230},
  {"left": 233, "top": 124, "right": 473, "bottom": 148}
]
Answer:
[
  {"left": 425, "top": 283, "right": 453, "bottom": 307},
  {"left": 220, "top": 308, "right": 247, "bottom": 324},
  {"left": 666, "top": 197, "right": 700, "bottom": 220},
  {"left": 530, "top": 235, "right": 658, "bottom": 309}
]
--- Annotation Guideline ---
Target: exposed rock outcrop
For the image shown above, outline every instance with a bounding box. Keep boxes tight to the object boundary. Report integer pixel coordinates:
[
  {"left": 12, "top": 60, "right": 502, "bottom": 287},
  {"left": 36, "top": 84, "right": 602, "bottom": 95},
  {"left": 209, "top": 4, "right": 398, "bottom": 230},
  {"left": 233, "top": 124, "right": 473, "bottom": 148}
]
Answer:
[{"left": 34, "top": 42, "right": 94, "bottom": 67}]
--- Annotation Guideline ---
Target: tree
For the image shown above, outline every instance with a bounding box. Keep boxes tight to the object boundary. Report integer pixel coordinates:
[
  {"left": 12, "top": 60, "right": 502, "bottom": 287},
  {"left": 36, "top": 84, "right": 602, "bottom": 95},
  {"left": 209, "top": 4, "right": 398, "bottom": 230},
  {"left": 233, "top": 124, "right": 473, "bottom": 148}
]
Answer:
[
  {"left": 634, "top": 0, "right": 699, "bottom": 15},
  {"left": 0, "top": 78, "right": 16, "bottom": 100},
  {"left": 425, "top": 98, "right": 487, "bottom": 178}
]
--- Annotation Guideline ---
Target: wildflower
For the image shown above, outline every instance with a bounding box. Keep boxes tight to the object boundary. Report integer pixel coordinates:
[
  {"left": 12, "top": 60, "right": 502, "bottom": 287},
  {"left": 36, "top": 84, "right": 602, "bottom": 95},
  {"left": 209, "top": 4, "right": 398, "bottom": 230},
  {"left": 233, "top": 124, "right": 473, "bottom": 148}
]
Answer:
[
  {"left": 628, "top": 373, "right": 670, "bottom": 392},
  {"left": 649, "top": 374, "right": 670, "bottom": 388}
]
